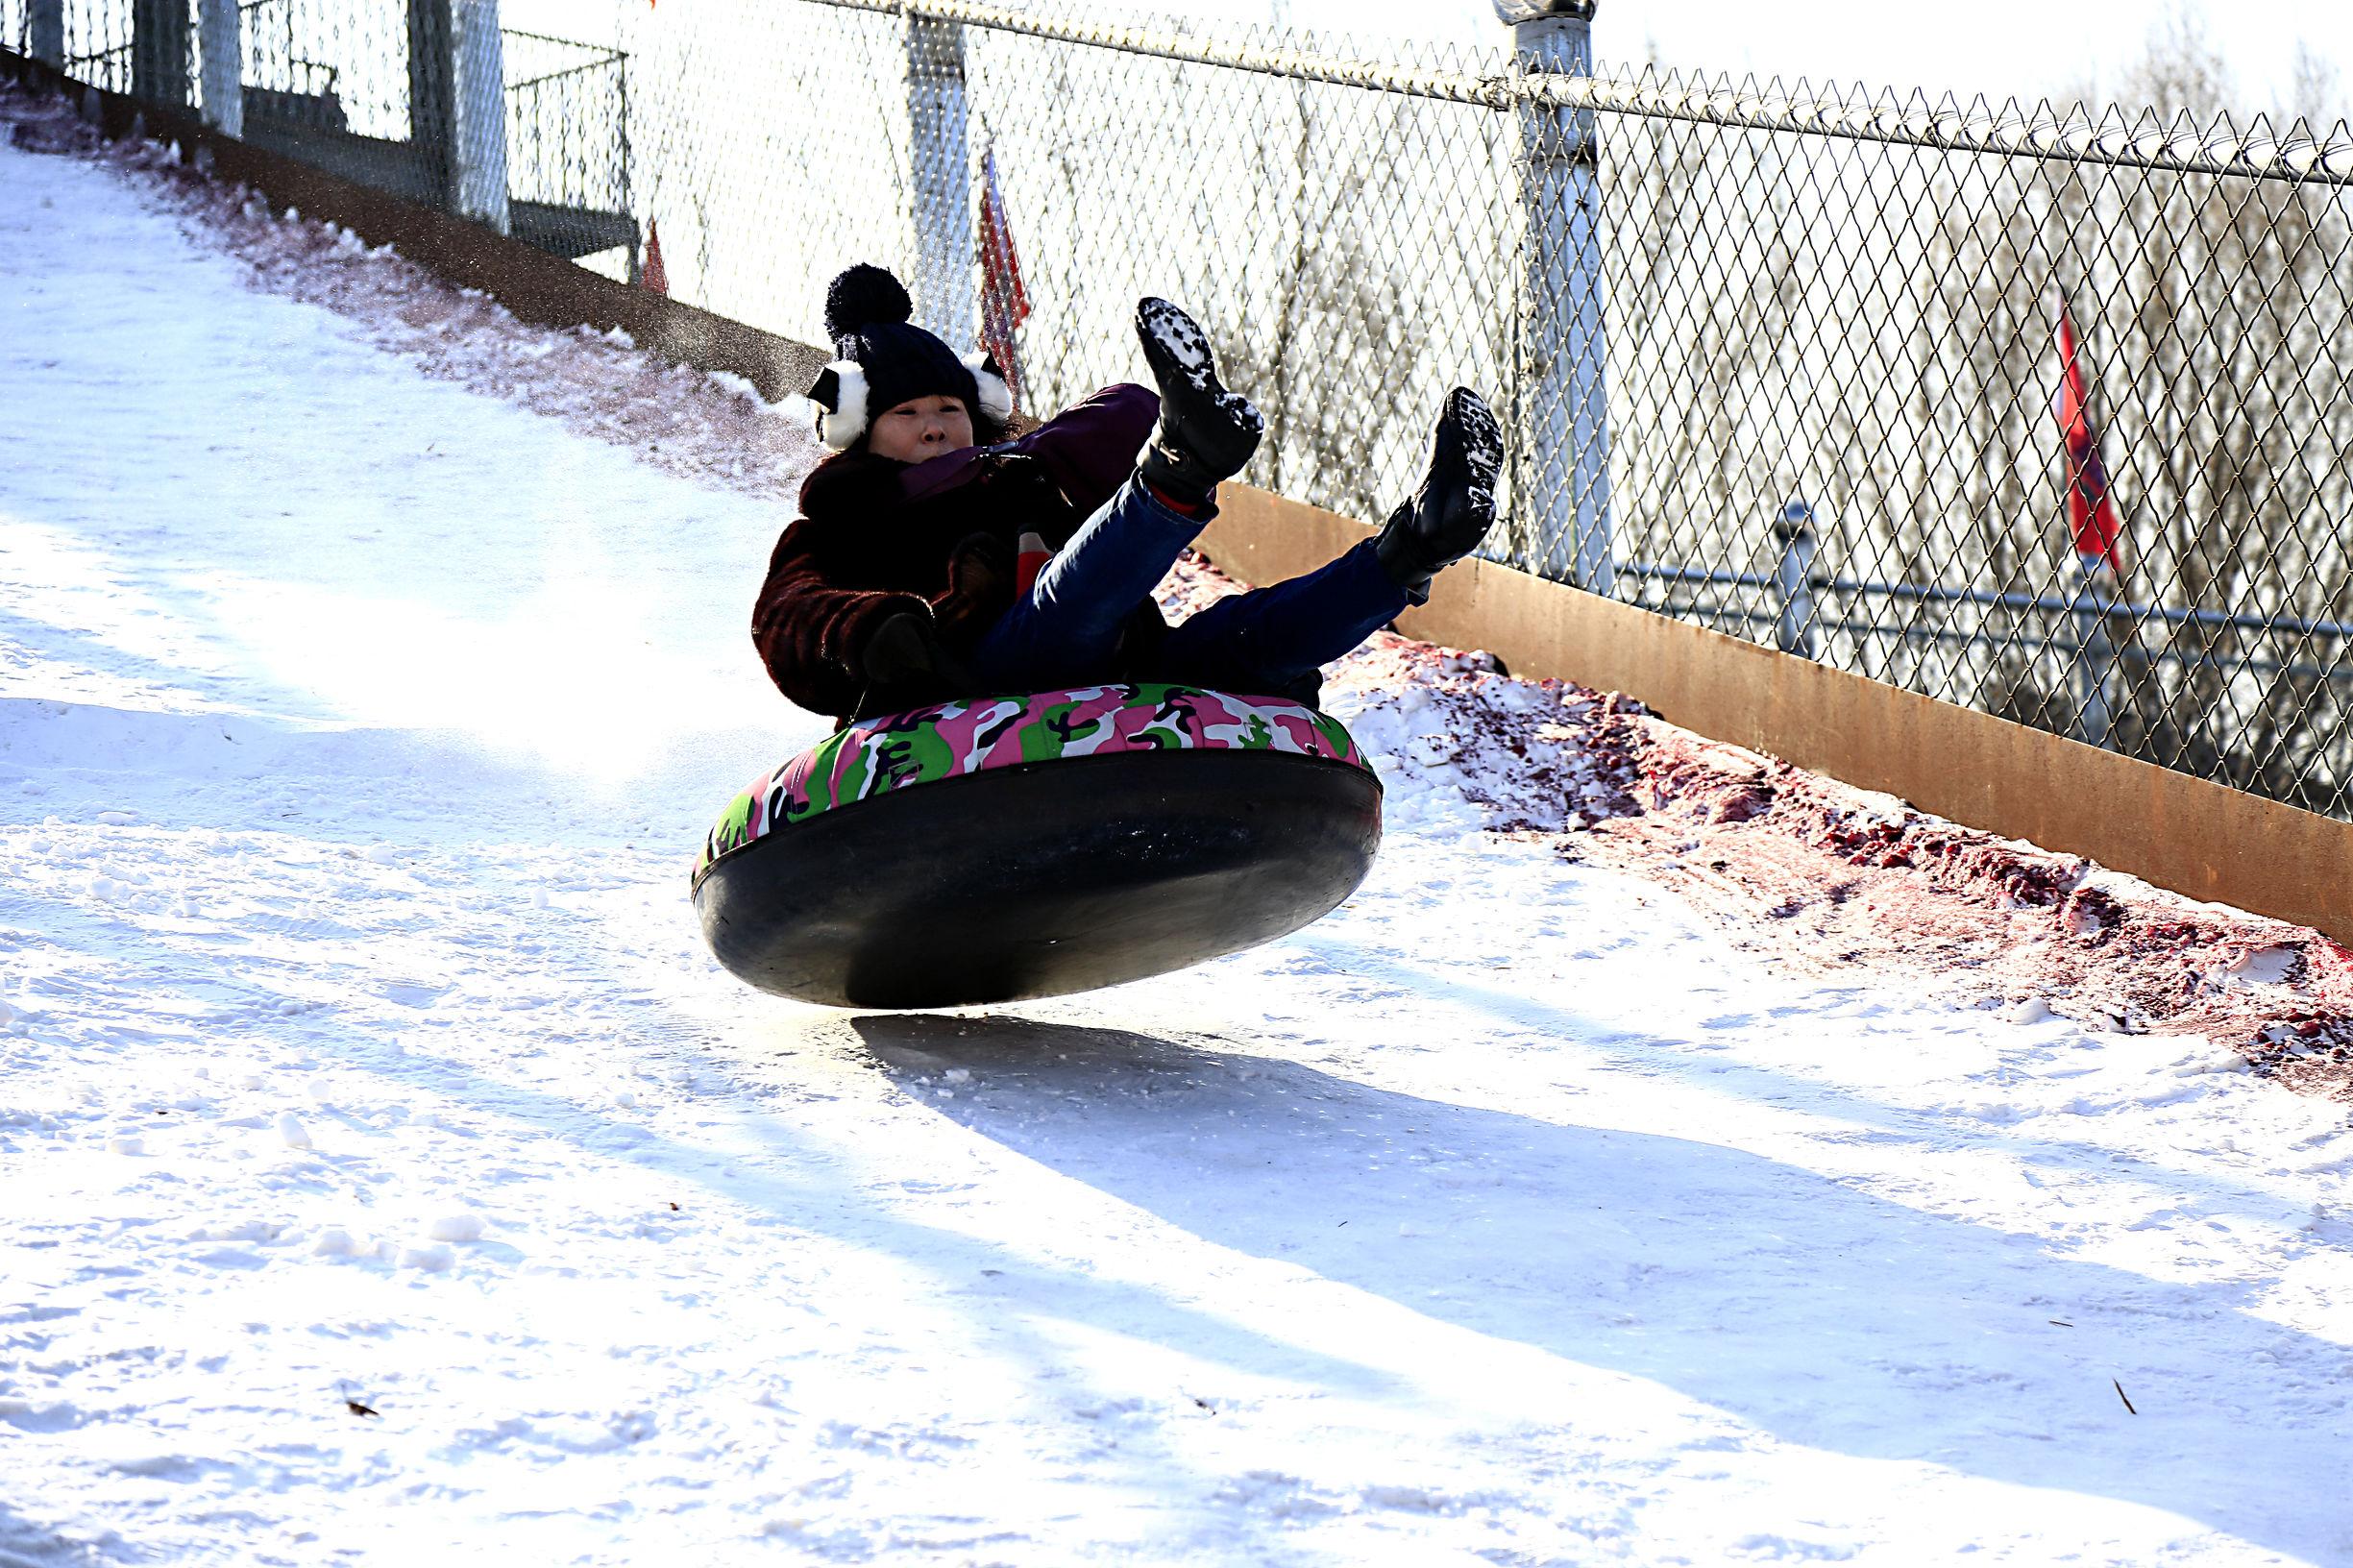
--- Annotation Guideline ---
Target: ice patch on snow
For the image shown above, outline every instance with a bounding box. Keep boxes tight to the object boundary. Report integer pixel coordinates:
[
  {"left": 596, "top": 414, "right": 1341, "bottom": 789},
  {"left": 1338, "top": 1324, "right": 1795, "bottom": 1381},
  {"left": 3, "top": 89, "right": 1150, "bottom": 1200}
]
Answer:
[
  {"left": 426, "top": 1213, "right": 484, "bottom": 1243},
  {"left": 2226, "top": 945, "right": 2298, "bottom": 987}
]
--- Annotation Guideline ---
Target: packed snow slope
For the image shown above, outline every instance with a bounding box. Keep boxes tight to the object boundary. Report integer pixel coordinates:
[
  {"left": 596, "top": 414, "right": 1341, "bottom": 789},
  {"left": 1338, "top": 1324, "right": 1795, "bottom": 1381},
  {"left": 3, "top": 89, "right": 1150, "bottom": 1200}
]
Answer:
[{"left": 4, "top": 99, "right": 2353, "bottom": 1567}]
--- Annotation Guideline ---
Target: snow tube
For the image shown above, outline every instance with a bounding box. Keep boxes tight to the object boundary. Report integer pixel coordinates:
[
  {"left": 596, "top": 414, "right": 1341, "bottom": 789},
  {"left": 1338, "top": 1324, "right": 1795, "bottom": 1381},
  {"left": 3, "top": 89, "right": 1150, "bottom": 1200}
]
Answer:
[{"left": 692, "top": 683, "right": 1382, "bottom": 1009}]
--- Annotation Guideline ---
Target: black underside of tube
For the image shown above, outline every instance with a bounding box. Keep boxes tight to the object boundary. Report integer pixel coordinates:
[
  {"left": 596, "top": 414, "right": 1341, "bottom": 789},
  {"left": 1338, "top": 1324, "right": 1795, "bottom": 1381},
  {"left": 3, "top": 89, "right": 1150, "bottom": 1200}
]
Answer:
[{"left": 694, "top": 749, "right": 1383, "bottom": 1009}]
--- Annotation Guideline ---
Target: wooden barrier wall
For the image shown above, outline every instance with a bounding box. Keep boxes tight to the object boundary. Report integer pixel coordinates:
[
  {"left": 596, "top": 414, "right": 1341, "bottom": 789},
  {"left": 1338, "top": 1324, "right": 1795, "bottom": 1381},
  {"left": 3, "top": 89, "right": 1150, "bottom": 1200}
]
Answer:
[
  {"left": 1201, "top": 487, "right": 2353, "bottom": 944},
  {"left": 12, "top": 50, "right": 2345, "bottom": 943}
]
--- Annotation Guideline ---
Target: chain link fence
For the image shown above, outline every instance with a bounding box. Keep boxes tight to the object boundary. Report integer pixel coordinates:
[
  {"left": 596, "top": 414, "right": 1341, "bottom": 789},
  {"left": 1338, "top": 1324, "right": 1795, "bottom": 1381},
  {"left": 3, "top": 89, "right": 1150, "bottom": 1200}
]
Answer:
[
  {"left": 11, "top": 0, "right": 636, "bottom": 258},
  {"left": 12, "top": 0, "right": 2353, "bottom": 819},
  {"left": 1594, "top": 67, "right": 2353, "bottom": 817}
]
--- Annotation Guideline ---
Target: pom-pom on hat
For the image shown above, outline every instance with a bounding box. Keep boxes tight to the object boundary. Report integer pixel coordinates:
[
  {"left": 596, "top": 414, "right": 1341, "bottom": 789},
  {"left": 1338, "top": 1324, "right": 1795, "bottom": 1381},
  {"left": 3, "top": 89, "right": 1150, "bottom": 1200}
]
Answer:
[{"left": 806, "top": 263, "right": 1013, "bottom": 452}]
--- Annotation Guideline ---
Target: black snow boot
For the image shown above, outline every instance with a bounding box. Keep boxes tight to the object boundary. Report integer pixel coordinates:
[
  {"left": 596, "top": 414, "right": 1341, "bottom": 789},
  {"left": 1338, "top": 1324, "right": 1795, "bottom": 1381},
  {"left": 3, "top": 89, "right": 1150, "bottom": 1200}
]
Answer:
[
  {"left": 1134, "top": 296, "right": 1262, "bottom": 506},
  {"left": 1375, "top": 387, "right": 1503, "bottom": 603}
]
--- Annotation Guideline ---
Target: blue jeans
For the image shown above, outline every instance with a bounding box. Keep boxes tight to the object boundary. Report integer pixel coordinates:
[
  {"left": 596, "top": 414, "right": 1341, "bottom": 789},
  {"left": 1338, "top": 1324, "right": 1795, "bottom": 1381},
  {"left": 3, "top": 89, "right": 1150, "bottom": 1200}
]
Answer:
[{"left": 968, "top": 476, "right": 1411, "bottom": 700}]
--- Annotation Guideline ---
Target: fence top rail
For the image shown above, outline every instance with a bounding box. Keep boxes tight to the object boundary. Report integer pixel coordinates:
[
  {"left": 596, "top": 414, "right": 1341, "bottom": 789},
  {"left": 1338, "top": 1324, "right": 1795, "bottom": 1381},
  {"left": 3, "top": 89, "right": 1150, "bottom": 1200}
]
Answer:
[
  {"left": 1570, "top": 71, "right": 2353, "bottom": 186},
  {"left": 799, "top": 0, "right": 1518, "bottom": 108},
  {"left": 797, "top": 0, "right": 2353, "bottom": 186}
]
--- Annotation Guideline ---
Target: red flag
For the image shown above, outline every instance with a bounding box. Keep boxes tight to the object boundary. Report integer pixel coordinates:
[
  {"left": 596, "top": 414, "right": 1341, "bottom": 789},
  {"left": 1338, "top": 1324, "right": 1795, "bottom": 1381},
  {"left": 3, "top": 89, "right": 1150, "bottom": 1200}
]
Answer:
[
  {"left": 978, "top": 144, "right": 1031, "bottom": 403},
  {"left": 2054, "top": 301, "right": 2122, "bottom": 574},
  {"left": 640, "top": 219, "right": 669, "bottom": 297}
]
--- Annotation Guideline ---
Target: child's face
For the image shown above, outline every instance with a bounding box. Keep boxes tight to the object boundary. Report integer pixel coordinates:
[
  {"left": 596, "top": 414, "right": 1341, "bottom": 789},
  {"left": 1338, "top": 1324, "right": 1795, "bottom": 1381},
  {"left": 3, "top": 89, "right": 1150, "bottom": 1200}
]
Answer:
[{"left": 868, "top": 395, "right": 975, "bottom": 462}]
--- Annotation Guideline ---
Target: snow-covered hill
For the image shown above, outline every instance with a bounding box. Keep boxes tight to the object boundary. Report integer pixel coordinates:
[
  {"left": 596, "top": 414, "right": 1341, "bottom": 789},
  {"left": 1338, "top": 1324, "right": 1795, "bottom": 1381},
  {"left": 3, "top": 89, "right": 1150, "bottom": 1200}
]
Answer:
[{"left": 3, "top": 92, "right": 2350, "bottom": 1566}]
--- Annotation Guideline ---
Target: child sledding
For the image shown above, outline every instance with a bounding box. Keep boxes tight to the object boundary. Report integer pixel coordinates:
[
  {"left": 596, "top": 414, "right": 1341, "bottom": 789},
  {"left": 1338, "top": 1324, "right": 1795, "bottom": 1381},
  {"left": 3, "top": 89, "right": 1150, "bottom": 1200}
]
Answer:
[
  {"left": 698, "top": 261, "right": 1507, "bottom": 1007},
  {"left": 752, "top": 262, "right": 1503, "bottom": 721}
]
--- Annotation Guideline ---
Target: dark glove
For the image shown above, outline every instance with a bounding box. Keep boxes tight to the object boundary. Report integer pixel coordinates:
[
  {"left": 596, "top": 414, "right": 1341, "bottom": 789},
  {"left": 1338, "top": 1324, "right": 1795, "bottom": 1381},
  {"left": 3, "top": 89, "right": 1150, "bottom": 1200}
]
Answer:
[
  {"left": 862, "top": 612, "right": 942, "bottom": 683},
  {"left": 931, "top": 532, "right": 1017, "bottom": 641},
  {"left": 859, "top": 611, "right": 979, "bottom": 696}
]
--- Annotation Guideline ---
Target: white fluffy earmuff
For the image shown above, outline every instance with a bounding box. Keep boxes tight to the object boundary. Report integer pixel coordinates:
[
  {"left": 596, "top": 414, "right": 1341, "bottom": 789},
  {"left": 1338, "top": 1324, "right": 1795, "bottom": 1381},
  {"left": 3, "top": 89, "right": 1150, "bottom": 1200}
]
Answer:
[
  {"left": 810, "top": 359, "right": 870, "bottom": 452},
  {"left": 964, "top": 352, "right": 1015, "bottom": 427}
]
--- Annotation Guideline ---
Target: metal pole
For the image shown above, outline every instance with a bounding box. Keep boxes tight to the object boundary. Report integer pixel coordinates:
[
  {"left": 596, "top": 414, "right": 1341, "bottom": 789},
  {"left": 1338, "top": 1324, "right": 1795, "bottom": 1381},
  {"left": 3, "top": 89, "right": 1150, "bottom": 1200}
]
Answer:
[
  {"left": 409, "top": 0, "right": 456, "bottom": 204},
  {"left": 28, "top": 1, "right": 63, "bottom": 69},
  {"left": 197, "top": 0, "right": 242, "bottom": 137},
  {"left": 1773, "top": 499, "right": 1817, "bottom": 657},
  {"left": 1496, "top": 0, "right": 1611, "bottom": 595},
  {"left": 619, "top": 57, "right": 639, "bottom": 285},
  {"left": 2071, "top": 554, "right": 2116, "bottom": 747},
  {"left": 450, "top": 0, "right": 510, "bottom": 233},
  {"left": 132, "top": 0, "right": 191, "bottom": 107},
  {"left": 904, "top": 14, "right": 974, "bottom": 349}
]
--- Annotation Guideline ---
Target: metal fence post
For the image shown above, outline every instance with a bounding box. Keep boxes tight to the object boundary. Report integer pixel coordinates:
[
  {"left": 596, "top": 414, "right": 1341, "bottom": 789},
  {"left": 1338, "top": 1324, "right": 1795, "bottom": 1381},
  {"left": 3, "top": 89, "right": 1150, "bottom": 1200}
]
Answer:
[
  {"left": 197, "top": 0, "right": 242, "bottom": 137},
  {"left": 28, "top": 1, "right": 63, "bottom": 69},
  {"left": 409, "top": 0, "right": 509, "bottom": 233},
  {"left": 451, "top": 0, "right": 510, "bottom": 234},
  {"left": 132, "top": 0, "right": 191, "bottom": 106},
  {"left": 1497, "top": 0, "right": 1611, "bottom": 596},
  {"left": 1773, "top": 499, "right": 1817, "bottom": 657},
  {"left": 410, "top": 0, "right": 455, "bottom": 197},
  {"left": 904, "top": 14, "right": 974, "bottom": 351}
]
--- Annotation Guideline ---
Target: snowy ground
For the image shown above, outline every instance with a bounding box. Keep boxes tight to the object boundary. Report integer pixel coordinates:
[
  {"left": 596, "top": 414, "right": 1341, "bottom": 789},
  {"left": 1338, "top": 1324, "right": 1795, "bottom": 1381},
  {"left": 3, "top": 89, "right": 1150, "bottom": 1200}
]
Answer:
[{"left": 4, "top": 99, "right": 2353, "bottom": 1567}]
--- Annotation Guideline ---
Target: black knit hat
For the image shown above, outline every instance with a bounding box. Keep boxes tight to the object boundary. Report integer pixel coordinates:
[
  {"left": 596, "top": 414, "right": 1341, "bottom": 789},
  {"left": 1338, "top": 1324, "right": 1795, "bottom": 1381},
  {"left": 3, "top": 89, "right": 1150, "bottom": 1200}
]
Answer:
[{"left": 806, "top": 263, "right": 1012, "bottom": 452}]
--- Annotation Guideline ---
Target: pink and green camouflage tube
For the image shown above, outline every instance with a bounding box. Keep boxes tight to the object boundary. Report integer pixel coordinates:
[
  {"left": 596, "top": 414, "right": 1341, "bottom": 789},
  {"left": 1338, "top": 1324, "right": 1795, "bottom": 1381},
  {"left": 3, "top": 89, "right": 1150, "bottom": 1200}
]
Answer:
[{"left": 696, "top": 683, "right": 1366, "bottom": 885}]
